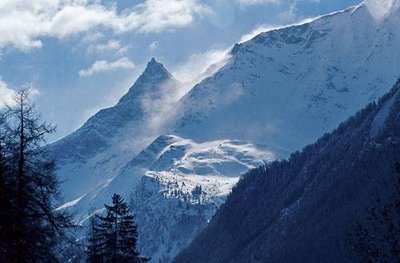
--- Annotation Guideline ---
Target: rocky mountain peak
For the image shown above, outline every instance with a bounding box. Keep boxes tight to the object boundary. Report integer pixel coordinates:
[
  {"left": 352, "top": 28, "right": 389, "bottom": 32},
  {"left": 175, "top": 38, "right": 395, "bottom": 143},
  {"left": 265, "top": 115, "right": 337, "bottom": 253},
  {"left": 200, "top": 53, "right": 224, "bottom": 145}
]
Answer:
[{"left": 118, "top": 58, "right": 176, "bottom": 104}]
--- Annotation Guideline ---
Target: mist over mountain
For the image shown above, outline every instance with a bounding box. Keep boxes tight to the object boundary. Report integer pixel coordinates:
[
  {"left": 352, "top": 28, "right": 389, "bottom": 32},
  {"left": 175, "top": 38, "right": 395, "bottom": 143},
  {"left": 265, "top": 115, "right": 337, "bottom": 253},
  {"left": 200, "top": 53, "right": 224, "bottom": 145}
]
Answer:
[
  {"left": 49, "top": 58, "right": 181, "bottom": 200},
  {"left": 48, "top": 1, "right": 400, "bottom": 261}
]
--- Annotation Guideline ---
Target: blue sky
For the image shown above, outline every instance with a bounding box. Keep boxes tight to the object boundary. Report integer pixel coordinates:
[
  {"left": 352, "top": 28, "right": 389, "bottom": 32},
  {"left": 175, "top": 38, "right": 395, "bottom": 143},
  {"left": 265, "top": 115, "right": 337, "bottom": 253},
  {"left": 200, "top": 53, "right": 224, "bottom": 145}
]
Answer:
[{"left": 0, "top": 0, "right": 362, "bottom": 141}]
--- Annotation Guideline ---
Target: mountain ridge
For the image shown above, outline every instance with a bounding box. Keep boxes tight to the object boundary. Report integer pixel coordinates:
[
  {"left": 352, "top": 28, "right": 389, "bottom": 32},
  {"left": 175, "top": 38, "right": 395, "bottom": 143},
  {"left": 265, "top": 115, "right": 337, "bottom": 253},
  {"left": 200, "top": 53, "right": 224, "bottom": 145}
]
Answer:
[
  {"left": 61, "top": 134, "right": 273, "bottom": 262},
  {"left": 174, "top": 79, "right": 400, "bottom": 263},
  {"left": 173, "top": 1, "right": 400, "bottom": 153},
  {"left": 50, "top": 2, "right": 400, "bottom": 261},
  {"left": 49, "top": 58, "right": 180, "bottom": 200}
]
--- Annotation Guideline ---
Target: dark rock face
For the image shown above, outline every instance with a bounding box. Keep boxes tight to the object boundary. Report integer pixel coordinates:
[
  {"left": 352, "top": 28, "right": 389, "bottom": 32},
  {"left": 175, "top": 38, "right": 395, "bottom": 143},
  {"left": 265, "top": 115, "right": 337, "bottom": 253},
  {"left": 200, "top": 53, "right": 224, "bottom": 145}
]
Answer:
[{"left": 175, "top": 80, "right": 400, "bottom": 263}]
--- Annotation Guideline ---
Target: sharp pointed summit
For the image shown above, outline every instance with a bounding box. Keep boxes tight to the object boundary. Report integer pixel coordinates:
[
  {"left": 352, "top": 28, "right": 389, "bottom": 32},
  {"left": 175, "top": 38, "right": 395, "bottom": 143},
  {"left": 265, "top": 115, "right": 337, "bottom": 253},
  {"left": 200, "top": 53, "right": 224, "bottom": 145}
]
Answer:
[
  {"left": 142, "top": 57, "right": 173, "bottom": 82},
  {"left": 118, "top": 58, "right": 176, "bottom": 104},
  {"left": 142, "top": 58, "right": 172, "bottom": 78},
  {"left": 49, "top": 57, "right": 182, "bottom": 202},
  {"left": 48, "top": 2, "right": 400, "bottom": 262}
]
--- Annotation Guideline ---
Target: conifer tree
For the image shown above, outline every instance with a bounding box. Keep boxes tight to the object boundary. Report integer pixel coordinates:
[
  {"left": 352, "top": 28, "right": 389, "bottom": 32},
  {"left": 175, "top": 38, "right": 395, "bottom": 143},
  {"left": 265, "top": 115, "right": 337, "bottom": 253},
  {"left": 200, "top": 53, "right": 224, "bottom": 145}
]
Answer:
[
  {"left": 87, "top": 193, "right": 149, "bottom": 263},
  {"left": 87, "top": 216, "right": 105, "bottom": 263},
  {"left": 0, "top": 88, "right": 74, "bottom": 262}
]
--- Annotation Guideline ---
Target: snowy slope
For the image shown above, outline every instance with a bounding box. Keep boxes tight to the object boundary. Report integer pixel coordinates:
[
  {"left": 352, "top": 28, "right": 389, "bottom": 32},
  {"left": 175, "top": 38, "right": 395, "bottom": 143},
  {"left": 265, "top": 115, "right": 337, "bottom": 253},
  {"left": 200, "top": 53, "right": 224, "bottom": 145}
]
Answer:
[
  {"left": 49, "top": 58, "right": 181, "bottom": 201},
  {"left": 50, "top": 59, "right": 275, "bottom": 262},
  {"left": 174, "top": 2, "right": 400, "bottom": 154},
  {"left": 50, "top": 2, "right": 400, "bottom": 261},
  {"left": 53, "top": 1, "right": 400, "bottom": 206},
  {"left": 175, "top": 80, "right": 400, "bottom": 263},
  {"left": 61, "top": 135, "right": 274, "bottom": 262}
]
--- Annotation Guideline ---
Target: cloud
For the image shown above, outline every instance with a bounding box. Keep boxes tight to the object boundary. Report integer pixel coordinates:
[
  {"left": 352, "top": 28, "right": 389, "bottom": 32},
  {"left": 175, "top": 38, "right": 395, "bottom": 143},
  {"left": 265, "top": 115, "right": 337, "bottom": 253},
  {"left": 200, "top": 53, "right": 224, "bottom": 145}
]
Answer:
[
  {"left": 236, "top": 0, "right": 320, "bottom": 24},
  {"left": 87, "top": 39, "right": 128, "bottom": 54},
  {"left": 0, "top": 0, "right": 212, "bottom": 51},
  {"left": 235, "top": 0, "right": 280, "bottom": 6},
  {"left": 236, "top": 0, "right": 320, "bottom": 9},
  {"left": 79, "top": 57, "right": 135, "bottom": 77},
  {"left": 82, "top": 32, "right": 105, "bottom": 43},
  {"left": 0, "top": 78, "right": 15, "bottom": 107},
  {"left": 130, "top": 0, "right": 212, "bottom": 33},
  {"left": 149, "top": 41, "right": 158, "bottom": 52}
]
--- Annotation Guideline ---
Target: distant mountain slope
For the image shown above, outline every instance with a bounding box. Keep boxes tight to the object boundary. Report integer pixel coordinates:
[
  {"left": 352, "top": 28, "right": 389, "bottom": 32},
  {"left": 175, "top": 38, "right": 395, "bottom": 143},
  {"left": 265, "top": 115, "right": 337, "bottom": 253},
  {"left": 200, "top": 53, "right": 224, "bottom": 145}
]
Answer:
[
  {"left": 49, "top": 58, "right": 180, "bottom": 200},
  {"left": 49, "top": 2, "right": 400, "bottom": 262},
  {"left": 175, "top": 80, "right": 400, "bottom": 263},
  {"left": 53, "top": 1, "right": 400, "bottom": 205},
  {"left": 61, "top": 135, "right": 273, "bottom": 262},
  {"left": 174, "top": 2, "right": 400, "bottom": 153},
  {"left": 50, "top": 58, "right": 274, "bottom": 262}
]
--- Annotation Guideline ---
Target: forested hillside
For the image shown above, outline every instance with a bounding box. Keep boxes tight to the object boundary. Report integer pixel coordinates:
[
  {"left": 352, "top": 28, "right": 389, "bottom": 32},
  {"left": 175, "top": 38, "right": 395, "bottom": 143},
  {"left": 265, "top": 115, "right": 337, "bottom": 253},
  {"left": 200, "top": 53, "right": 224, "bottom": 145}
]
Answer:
[{"left": 175, "top": 80, "right": 400, "bottom": 263}]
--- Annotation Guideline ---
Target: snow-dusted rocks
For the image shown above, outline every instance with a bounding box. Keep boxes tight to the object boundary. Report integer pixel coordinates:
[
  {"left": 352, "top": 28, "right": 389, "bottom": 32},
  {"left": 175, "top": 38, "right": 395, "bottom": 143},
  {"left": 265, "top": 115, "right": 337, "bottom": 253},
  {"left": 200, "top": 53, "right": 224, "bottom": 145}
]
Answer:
[
  {"left": 174, "top": 2, "right": 400, "bottom": 153},
  {"left": 60, "top": 135, "right": 273, "bottom": 262},
  {"left": 49, "top": 58, "right": 180, "bottom": 201},
  {"left": 51, "top": 2, "right": 400, "bottom": 261}
]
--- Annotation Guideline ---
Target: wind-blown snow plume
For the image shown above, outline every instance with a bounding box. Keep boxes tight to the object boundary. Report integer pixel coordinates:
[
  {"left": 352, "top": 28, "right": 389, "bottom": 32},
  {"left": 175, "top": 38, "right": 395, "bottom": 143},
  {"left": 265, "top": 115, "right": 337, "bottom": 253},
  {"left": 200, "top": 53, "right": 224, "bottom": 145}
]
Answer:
[
  {"left": 140, "top": 79, "right": 190, "bottom": 138},
  {"left": 365, "top": 0, "right": 400, "bottom": 22},
  {"left": 173, "top": 48, "right": 230, "bottom": 82}
]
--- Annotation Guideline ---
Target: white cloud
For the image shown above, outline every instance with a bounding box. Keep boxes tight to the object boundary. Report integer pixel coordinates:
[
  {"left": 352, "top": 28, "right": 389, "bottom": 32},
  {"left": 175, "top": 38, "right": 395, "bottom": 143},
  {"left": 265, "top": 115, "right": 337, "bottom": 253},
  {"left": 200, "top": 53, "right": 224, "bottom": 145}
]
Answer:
[
  {"left": 79, "top": 57, "right": 135, "bottom": 77},
  {"left": 87, "top": 39, "right": 128, "bottom": 54},
  {"left": 82, "top": 32, "right": 105, "bottom": 43},
  {"left": 149, "top": 41, "right": 158, "bottom": 52},
  {"left": 236, "top": 0, "right": 320, "bottom": 8},
  {"left": 0, "top": 0, "right": 212, "bottom": 51},
  {"left": 129, "top": 0, "right": 212, "bottom": 33},
  {"left": 0, "top": 78, "right": 15, "bottom": 107},
  {"left": 236, "top": 0, "right": 280, "bottom": 6}
]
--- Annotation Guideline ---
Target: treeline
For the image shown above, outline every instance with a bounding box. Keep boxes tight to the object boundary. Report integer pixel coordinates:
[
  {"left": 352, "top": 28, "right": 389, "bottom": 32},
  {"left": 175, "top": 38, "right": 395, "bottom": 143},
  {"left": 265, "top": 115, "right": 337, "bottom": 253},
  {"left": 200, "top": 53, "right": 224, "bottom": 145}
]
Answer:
[{"left": 0, "top": 89, "right": 148, "bottom": 263}]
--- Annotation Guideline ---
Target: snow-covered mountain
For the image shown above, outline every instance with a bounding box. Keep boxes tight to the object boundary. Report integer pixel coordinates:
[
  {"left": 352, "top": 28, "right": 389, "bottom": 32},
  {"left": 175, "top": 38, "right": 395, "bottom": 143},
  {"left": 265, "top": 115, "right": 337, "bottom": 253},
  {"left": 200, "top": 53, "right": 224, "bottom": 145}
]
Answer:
[
  {"left": 49, "top": 58, "right": 181, "bottom": 201},
  {"left": 175, "top": 79, "right": 400, "bottom": 263},
  {"left": 174, "top": 2, "right": 400, "bottom": 153},
  {"left": 51, "top": 1, "right": 400, "bottom": 262},
  {"left": 60, "top": 134, "right": 273, "bottom": 261}
]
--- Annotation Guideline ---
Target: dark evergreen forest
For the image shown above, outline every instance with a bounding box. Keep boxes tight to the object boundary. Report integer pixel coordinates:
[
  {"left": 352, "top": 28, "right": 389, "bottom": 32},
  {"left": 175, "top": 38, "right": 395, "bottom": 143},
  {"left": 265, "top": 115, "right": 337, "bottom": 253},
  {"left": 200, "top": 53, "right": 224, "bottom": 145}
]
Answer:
[{"left": 175, "top": 81, "right": 400, "bottom": 263}]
